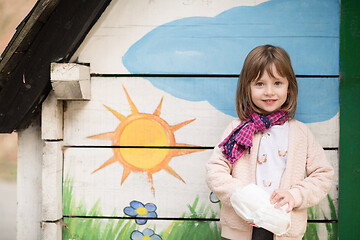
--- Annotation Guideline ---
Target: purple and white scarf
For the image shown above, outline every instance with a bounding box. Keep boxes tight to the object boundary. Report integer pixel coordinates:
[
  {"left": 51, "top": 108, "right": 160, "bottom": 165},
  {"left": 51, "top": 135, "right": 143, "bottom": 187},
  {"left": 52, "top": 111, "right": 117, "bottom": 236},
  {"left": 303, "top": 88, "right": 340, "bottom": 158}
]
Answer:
[{"left": 218, "top": 111, "right": 290, "bottom": 164}]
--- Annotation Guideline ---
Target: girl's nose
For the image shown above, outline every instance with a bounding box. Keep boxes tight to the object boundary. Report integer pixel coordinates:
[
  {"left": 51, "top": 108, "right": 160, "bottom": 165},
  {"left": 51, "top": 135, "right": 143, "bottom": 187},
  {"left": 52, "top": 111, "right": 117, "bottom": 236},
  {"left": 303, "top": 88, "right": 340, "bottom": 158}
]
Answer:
[{"left": 265, "top": 85, "right": 275, "bottom": 95}]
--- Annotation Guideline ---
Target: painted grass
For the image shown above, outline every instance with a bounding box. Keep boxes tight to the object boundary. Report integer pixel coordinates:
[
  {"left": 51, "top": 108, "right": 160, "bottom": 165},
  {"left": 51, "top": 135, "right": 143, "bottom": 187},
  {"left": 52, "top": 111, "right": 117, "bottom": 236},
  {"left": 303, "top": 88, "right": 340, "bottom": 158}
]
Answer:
[
  {"left": 63, "top": 175, "right": 337, "bottom": 240},
  {"left": 160, "top": 196, "right": 221, "bottom": 240},
  {"left": 63, "top": 175, "right": 138, "bottom": 239},
  {"left": 321, "top": 195, "right": 338, "bottom": 240},
  {"left": 304, "top": 205, "right": 320, "bottom": 240},
  {"left": 303, "top": 194, "right": 338, "bottom": 240},
  {"left": 63, "top": 175, "right": 221, "bottom": 239}
]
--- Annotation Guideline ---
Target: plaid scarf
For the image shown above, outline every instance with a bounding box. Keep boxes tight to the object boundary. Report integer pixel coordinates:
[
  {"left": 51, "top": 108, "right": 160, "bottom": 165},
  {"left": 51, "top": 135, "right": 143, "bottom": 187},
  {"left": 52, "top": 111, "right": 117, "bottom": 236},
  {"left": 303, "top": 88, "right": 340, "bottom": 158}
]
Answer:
[{"left": 218, "top": 111, "right": 290, "bottom": 164}]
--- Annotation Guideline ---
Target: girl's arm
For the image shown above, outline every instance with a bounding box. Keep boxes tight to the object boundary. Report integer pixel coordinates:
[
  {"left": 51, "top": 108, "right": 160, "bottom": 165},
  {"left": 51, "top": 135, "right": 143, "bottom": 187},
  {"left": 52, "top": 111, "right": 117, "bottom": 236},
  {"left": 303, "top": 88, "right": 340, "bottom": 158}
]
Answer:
[
  {"left": 206, "top": 121, "right": 244, "bottom": 205},
  {"left": 287, "top": 127, "right": 334, "bottom": 210}
]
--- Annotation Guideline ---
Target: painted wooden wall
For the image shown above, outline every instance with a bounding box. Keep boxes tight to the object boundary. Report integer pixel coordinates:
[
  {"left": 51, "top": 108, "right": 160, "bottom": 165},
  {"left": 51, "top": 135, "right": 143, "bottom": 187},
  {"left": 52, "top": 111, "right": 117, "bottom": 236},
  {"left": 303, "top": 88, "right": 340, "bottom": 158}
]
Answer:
[{"left": 46, "top": 0, "right": 339, "bottom": 239}]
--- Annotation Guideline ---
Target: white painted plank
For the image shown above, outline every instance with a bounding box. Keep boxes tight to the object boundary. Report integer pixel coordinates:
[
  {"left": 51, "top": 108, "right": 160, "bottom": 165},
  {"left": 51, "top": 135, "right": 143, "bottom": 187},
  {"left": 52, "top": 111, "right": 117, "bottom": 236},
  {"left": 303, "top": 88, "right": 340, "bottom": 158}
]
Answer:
[
  {"left": 63, "top": 77, "right": 339, "bottom": 148},
  {"left": 63, "top": 147, "right": 215, "bottom": 218},
  {"left": 63, "top": 218, "right": 221, "bottom": 240},
  {"left": 41, "top": 222, "right": 62, "bottom": 240},
  {"left": 63, "top": 147, "right": 337, "bottom": 220},
  {"left": 42, "top": 141, "right": 63, "bottom": 221},
  {"left": 17, "top": 117, "right": 42, "bottom": 240},
  {"left": 72, "top": 0, "right": 269, "bottom": 73},
  {"left": 73, "top": 0, "right": 338, "bottom": 75},
  {"left": 63, "top": 217, "right": 336, "bottom": 240},
  {"left": 41, "top": 90, "right": 63, "bottom": 140}
]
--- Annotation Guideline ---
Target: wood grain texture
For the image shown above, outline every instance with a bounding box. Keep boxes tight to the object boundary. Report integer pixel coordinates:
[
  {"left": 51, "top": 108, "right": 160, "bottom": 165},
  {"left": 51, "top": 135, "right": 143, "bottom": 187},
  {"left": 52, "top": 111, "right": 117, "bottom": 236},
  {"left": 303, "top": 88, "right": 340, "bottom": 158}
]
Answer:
[
  {"left": 75, "top": 0, "right": 339, "bottom": 75},
  {"left": 63, "top": 77, "right": 339, "bottom": 148},
  {"left": 62, "top": 218, "right": 336, "bottom": 240},
  {"left": 41, "top": 91, "right": 63, "bottom": 140},
  {"left": 63, "top": 148, "right": 338, "bottom": 220},
  {"left": 42, "top": 141, "right": 63, "bottom": 221}
]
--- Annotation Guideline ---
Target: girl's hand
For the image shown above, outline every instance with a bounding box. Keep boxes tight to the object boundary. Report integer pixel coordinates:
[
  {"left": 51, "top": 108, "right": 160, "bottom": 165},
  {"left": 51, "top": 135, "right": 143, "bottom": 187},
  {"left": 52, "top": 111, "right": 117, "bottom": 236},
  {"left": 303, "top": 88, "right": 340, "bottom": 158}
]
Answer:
[{"left": 270, "top": 189, "right": 295, "bottom": 213}]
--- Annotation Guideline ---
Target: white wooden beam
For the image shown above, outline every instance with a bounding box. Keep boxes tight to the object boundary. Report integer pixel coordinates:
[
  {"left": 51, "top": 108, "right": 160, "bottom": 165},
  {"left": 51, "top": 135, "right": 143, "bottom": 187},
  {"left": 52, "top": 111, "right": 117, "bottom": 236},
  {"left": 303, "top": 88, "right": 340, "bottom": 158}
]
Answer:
[
  {"left": 50, "top": 63, "right": 90, "bottom": 100},
  {"left": 42, "top": 141, "right": 63, "bottom": 221},
  {"left": 17, "top": 116, "right": 42, "bottom": 240},
  {"left": 41, "top": 90, "right": 63, "bottom": 140},
  {"left": 41, "top": 222, "right": 62, "bottom": 240}
]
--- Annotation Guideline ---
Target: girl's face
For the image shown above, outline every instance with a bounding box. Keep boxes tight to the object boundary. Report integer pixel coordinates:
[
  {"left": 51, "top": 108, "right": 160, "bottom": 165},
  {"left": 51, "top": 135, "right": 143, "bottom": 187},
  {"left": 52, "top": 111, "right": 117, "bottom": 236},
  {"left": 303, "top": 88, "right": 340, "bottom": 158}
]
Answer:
[{"left": 250, "top": 65, "right": 289, "bottom": 115}]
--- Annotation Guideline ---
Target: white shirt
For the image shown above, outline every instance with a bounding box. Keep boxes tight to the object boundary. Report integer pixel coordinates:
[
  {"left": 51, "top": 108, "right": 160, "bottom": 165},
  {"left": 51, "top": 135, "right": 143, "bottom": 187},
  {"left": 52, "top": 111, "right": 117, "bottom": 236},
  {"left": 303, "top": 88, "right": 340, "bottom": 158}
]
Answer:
[{"left": 256, "top": 121, "right": 289, "bottom": 195}]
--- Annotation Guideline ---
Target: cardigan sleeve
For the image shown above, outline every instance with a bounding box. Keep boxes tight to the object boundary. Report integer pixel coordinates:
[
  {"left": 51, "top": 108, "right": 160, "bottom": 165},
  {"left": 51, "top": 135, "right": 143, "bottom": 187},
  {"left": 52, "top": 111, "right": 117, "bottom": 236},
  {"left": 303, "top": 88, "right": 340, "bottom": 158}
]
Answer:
[
  {"left": 288, "top": 126, "right": 334, "bottom": 210},
  {"left": 206, "top": 120, "right": 245, "bottom": 205}
]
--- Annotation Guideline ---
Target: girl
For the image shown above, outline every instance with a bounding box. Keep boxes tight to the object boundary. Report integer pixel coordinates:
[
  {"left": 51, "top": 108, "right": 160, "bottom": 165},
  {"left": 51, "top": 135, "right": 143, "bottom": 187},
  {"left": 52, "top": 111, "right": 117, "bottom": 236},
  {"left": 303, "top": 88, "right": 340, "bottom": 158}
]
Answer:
[{"left": 206, "top": 45, "right": 334, "bottom": 240}]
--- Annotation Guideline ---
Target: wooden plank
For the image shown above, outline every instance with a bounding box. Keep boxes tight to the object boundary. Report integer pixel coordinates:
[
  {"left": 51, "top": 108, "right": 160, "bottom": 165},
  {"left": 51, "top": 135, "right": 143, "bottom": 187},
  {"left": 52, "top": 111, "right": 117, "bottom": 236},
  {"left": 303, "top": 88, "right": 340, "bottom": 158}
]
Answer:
[
  {"left": 339, "top": 0, "right": 360, "bottom": 238},
  {"left": 63, "top": 77, "right": 339, "bottom": 148},
  {"left": 63, "top": 148, "right": 215, "bottom": 218},
  {"left": 42, "top": 222, "right": 62, "bottom": 240},
  {"left": 63, "top": 218, "right": 221, "bottom": 240},
  {"left": 63, "top": 148, "right": 337, "bottom": 220},
  {"left": 0, "top": 0, "right": 112, "bottom": 133},
  {"left": 41, "top": 90, "right": 63, "bottom": 140},
  {"left": 42, "top": 141, "right": 63, "bottom": 221},
  {"left": 63, "top": 218, "right": 337, "bottom": 239},
  {"left": 17, "top": 116, "right": 42, "bottom": 240},
  {"left": 75, "top": 0, "right": 339, "bottom": 75}
]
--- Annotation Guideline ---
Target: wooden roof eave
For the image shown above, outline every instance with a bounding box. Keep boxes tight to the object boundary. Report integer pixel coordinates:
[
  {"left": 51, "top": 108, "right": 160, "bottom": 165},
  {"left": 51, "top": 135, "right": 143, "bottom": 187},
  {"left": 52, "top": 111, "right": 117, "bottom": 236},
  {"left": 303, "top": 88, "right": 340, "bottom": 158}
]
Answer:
[{"left": 0, "top": 0, "right": 112, "bottom": 133}]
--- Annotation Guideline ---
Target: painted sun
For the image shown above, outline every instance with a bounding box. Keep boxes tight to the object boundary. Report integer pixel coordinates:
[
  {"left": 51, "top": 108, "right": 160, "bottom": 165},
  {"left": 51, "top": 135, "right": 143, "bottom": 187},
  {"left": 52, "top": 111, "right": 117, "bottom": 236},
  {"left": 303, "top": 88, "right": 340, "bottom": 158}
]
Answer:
[{"left": 89, "top": 85, "right": 204, "bottom": 195}]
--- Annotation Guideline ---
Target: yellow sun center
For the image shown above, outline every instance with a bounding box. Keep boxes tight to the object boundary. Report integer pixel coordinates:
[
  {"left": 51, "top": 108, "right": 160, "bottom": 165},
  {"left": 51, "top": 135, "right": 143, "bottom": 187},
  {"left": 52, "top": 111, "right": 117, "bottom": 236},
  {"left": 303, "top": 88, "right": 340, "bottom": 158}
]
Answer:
[
  {"left": 120, "top": 118, "right": 169, "bottom": 146},
  {"left": 114, "top": 115, "right": 171, "bottom": 170},
  {"left": 142, "top": 236, "right": 151, "bottom": 240},
  {"left": 136, "top": 207, "right": 148, "bottom": 216}
]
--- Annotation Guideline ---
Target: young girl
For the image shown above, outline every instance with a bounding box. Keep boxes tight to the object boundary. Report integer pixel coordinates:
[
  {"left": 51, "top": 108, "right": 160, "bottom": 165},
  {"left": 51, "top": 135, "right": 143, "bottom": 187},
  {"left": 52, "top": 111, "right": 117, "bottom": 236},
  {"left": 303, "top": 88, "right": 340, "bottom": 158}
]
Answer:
[{"left": 206, "top": 45, "right": 334, "bottom": 240}]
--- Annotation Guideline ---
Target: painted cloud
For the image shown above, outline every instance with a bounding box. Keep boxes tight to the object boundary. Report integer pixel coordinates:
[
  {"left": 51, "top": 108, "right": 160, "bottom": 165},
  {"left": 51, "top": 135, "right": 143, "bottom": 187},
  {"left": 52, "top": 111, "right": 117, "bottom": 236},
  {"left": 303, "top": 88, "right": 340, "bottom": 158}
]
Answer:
[{"left": 123, "top": 0, "right": 339, "bottom": 123}]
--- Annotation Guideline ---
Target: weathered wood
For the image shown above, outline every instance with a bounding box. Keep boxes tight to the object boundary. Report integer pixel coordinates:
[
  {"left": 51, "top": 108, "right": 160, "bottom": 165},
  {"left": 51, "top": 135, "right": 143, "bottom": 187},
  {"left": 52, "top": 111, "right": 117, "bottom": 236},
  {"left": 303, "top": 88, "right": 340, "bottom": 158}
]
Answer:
[
  {"left": 41, "top": 222, "right": 62, "bottom": 240},
  {"left": 63, "top": 218, "right": 221, "bottom": 240},
  {"left": 42, "top": 141, "right": 63, "bottom": 221},
  {"left": 50, "top": 63, "right": 90, "bottom": 100},
  {"left": 17, "top": 116, "right": 42, "bottom": 240},
  {"left": 62, "top": 218, "right": 336, "bottom": 239},
  {"left": 75, "top": 0, "right": 339, "bottom": 75},
  {"left": 63, "top": 77, "right": 339, "bottom": 148},
  {"left": 0, "top": 0, "right": 112, "bottom": 133},
  {"left": 63, "top": 147, "right": 213, "bottom": 218},
  {"left": 0, "top": 0, "right": 59, "bottom": 72},
  {"left": 41, "top": 91, "right": 63, "bottom": 140},
  {"left": 63, "top": 147, "right": 338, "bottom": 220}
]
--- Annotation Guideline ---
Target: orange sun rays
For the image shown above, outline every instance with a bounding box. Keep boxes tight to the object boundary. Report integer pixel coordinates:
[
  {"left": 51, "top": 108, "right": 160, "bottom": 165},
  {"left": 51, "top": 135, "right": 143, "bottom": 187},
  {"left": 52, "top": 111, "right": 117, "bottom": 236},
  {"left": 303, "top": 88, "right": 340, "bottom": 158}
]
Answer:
[{"left": 88, "top": 85, "right": 205, "bottom": 195}]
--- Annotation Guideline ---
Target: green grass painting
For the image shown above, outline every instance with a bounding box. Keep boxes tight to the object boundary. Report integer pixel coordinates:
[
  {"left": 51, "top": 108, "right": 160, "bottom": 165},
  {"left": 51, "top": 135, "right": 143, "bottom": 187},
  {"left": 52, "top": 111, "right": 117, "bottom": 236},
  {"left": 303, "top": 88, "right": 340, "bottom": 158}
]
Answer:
[
  {"left": 303, "top": 194, "right": 338, "bottom": 240},
  {"left": 62, "top": 175, "right": 221, "bottom": 240},
  {"left": 63, "top": 175, "right": 337, "bottom": 239}
]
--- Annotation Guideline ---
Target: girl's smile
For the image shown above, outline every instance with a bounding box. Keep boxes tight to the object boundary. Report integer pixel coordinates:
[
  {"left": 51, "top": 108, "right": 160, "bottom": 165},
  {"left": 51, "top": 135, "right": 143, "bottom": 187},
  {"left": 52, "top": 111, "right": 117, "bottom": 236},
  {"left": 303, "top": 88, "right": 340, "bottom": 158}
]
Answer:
[{"left": 250, "top": 65, "right": 289, "bottom": 114}]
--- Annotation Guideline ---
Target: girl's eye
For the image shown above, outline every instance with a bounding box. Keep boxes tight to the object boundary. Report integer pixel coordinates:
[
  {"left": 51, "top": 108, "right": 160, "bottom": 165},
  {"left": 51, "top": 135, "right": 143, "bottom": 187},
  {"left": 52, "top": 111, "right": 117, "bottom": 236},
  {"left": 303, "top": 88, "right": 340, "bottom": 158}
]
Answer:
[
  {"left": 274, "top": 81, "right": 282, "bottom": 86},
  {"left": 256, "top": 82, "right": 263, "bottom": 86}
]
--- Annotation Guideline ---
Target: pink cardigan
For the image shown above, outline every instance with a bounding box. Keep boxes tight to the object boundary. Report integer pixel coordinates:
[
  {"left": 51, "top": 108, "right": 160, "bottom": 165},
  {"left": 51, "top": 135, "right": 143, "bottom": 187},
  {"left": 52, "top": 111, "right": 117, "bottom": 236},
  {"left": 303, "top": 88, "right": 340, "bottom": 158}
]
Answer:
[{"left": 206, "top": 119, "right": 334, "bottom": 240}]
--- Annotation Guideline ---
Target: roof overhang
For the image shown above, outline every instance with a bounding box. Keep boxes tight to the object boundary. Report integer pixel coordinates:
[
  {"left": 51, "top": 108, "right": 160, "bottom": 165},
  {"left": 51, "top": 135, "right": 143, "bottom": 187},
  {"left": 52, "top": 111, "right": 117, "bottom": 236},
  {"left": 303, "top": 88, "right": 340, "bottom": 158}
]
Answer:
[{"left": 0, "top": 0, "right": 112, "bottom": 133}]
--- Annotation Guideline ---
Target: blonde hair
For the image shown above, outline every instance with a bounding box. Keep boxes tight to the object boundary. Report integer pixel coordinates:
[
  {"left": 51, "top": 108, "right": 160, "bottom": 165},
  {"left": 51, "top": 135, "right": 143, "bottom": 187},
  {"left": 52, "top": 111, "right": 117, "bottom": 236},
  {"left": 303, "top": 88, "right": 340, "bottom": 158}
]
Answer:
[{"left": 236, "top": 45, "right": 298, "bottom": 121}]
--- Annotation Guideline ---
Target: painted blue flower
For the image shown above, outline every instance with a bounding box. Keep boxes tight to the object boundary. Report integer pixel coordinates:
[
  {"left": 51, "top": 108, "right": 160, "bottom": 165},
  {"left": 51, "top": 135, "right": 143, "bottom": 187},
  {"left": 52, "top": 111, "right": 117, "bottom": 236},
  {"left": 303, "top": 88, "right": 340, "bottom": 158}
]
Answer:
[
  {"left": 124, "top": 200, "right": 157, "bottom": 225},
  {"left": 130, "top": 229, "right": 162, "bottom": 240}
]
